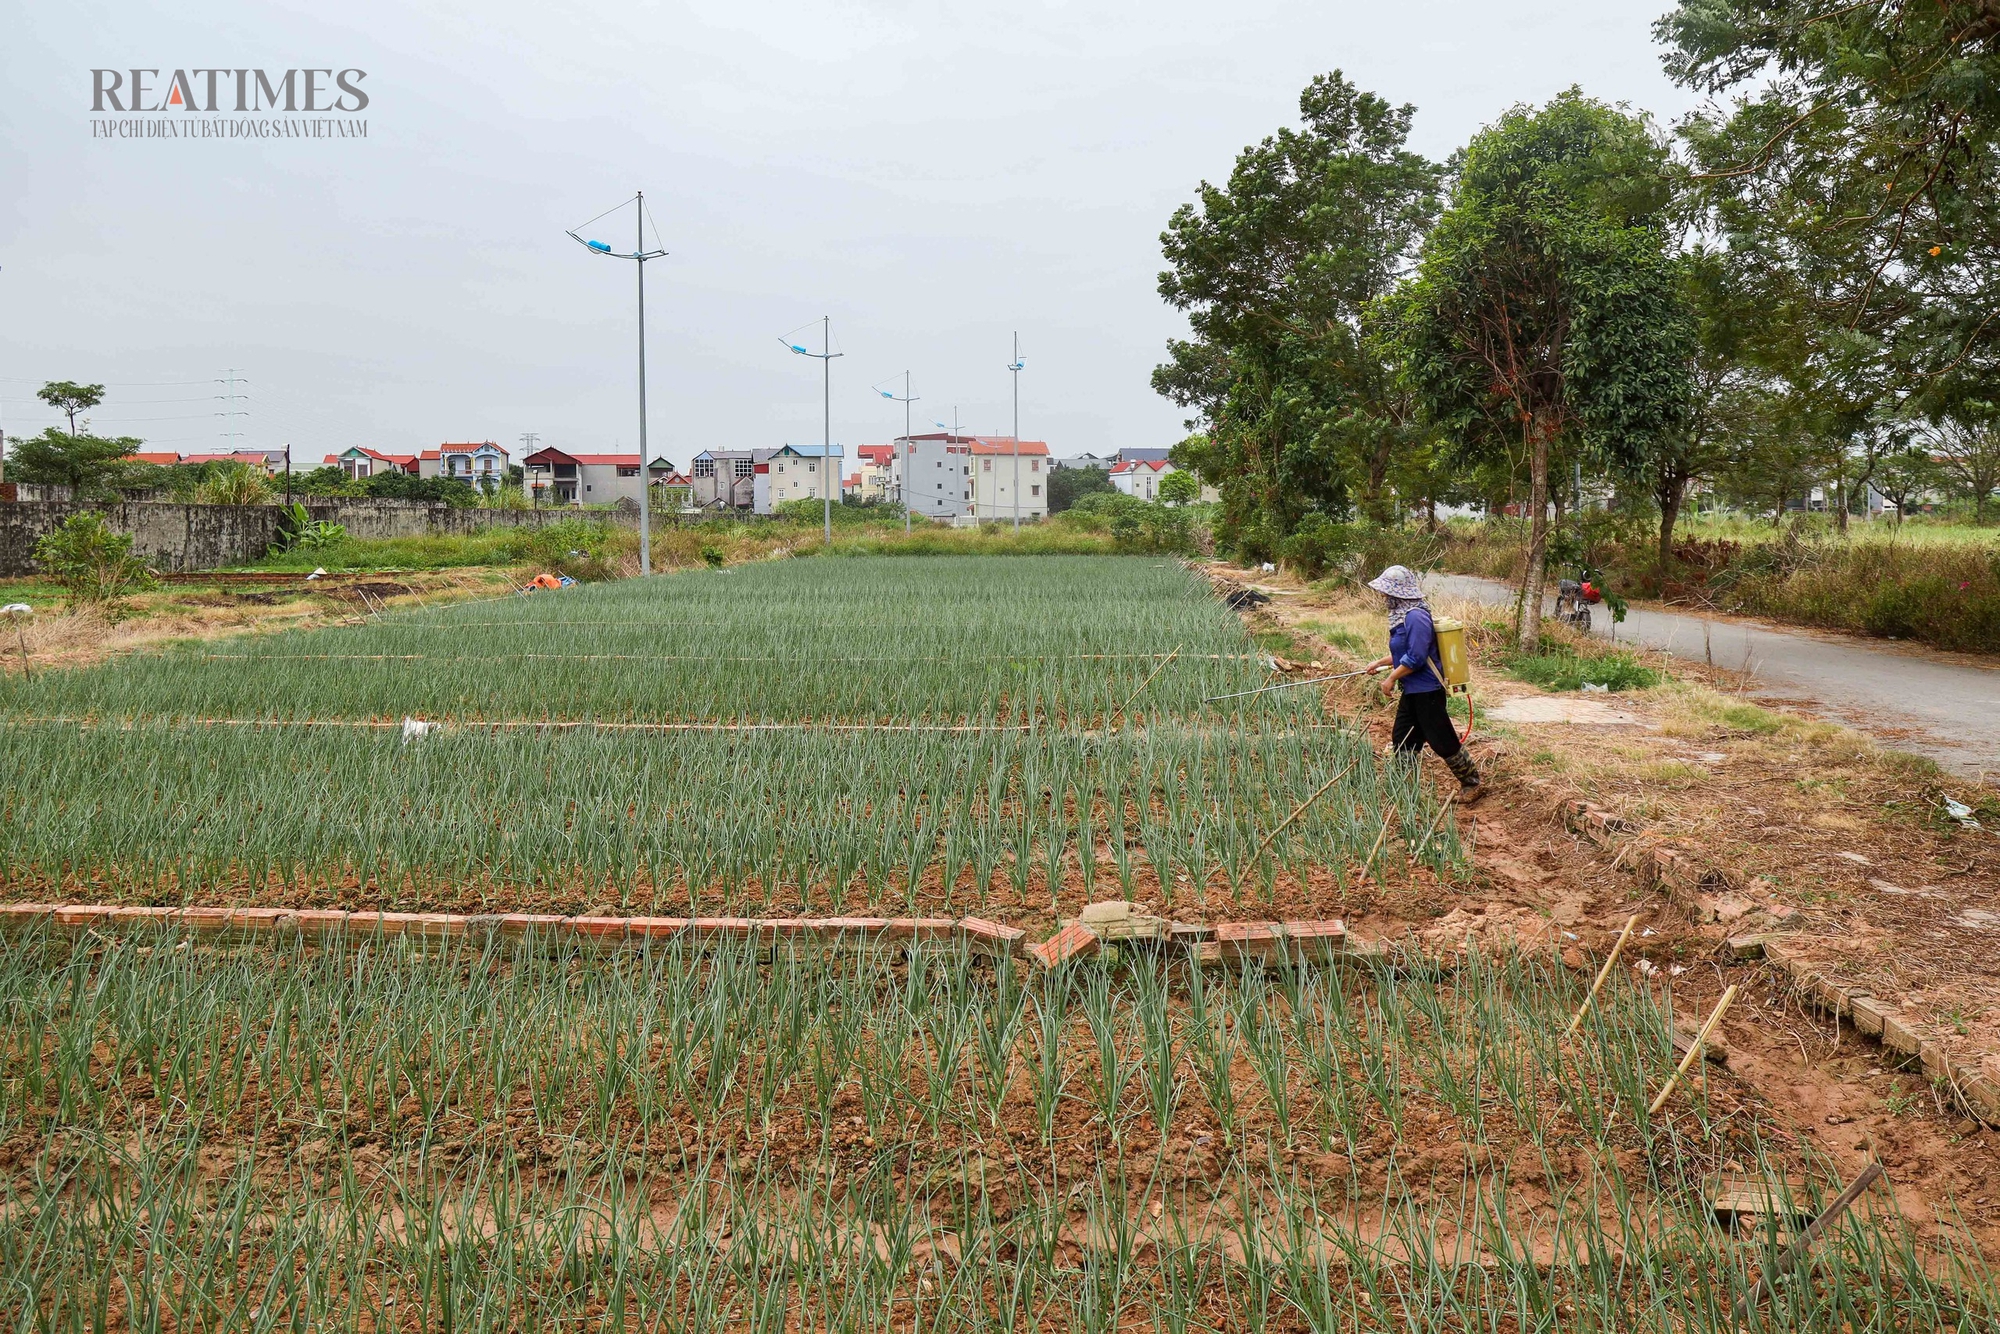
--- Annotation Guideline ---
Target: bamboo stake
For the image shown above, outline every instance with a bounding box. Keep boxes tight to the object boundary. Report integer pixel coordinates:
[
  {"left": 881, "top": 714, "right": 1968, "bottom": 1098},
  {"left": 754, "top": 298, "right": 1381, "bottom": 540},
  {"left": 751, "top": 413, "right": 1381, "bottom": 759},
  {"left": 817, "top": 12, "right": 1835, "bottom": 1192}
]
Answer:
[
  {"left": 1728, "top": 1161, "right": 1885, "bottom": 1327},
  {"left": 1409, "top": 791, "right": 1457, "bottom": 859},
  {"left": 1563, "top": 914, "right": 1639, "bottom": 1038},
  {"left": 12, "top": 621, "right": 29, "bottom": 682},
  {"left": 1254, "top": 759, "right": 1360, "bottom": 856},
  {"left": 1647, "top": 984, "right": 1737, "bottom": 1116},
  {"left": 1360, "top": 802, "right": 1399, "bottom": 877},
  {"left": 1107, "top": 646, "right": 1180, "bottom": 730}
]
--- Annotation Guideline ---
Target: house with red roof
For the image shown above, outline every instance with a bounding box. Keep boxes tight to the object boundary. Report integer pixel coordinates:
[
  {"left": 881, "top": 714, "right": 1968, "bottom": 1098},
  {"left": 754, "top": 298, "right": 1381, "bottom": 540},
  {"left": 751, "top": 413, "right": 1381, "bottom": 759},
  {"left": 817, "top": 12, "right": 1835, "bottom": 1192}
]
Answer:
[
  {"left": 521, "top": 447, "right": 685, "bottom": 507},
  {"left": 323, "top": 446, "right": 420, "bottom": 480},
  {"left": 1110, "top": 456, "right": 1215, "bottom": 503},
  {"left": 417, "top": 441, "right": 509, "bottom": 492}
]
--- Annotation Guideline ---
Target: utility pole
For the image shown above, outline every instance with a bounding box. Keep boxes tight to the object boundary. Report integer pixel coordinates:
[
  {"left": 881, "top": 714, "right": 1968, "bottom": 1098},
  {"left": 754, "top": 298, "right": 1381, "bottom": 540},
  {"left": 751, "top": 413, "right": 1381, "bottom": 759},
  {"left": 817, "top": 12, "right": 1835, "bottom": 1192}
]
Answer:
[
  {"left": 781, "top": 319, "right": 842, "bottom": 546},
  {"left": 565, "top": 195, "right": 667, "bottom": 574},
  {"left": 1009, "top": 333, "right": 1024, "bottom": 532},
  {"left": 877, "top": 373, "right": 919, "bottom": 534},
  {"left": 634, "top": 198, "right": 652, "bottom": 574},
  {"left": 284, "top": 442, "right": 292, "bottom": 507}
]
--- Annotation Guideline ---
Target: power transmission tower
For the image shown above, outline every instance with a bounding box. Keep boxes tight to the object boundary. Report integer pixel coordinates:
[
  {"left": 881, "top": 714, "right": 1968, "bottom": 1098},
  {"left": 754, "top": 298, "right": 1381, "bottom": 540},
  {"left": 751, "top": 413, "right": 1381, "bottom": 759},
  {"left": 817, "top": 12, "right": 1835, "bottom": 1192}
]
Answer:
[
  {"left": 216, "top": 370, "right": 250, "bottom": 447},
  {"left": 518, "top": 432, "right": 539, "bottom": 503}
]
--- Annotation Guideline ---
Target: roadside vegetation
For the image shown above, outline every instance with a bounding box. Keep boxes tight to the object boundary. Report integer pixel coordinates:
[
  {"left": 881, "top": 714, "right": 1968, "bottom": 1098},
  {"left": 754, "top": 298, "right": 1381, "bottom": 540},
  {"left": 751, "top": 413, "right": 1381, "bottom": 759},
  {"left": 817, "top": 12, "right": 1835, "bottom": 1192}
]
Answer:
[{"left": 1436, "top": 514, "right": 2000, "bottom": 655}]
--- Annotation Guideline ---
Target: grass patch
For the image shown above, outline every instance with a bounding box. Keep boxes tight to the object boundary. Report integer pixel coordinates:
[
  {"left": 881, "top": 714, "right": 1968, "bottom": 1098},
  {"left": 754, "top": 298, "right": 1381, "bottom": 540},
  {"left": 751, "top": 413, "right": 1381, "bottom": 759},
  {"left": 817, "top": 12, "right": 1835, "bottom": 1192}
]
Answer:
[{"left": 1502, "top": 644, "right": 1661, "bottom": 692}]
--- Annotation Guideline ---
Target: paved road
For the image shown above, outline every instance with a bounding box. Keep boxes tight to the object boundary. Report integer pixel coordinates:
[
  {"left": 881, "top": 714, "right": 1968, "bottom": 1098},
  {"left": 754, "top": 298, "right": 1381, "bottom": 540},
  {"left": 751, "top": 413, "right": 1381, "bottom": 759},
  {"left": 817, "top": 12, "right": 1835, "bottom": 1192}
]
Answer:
[{"left": 1426, "top": 573, "right": 2000, "bottom": 781}]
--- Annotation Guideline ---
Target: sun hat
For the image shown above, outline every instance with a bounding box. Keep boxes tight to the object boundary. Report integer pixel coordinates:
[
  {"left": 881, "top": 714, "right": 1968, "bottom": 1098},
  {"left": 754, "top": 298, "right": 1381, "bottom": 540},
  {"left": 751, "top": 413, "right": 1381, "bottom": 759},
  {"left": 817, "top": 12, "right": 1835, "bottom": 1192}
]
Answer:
[{"left": 1365, "top": 565, "right": 1424, "bottom": 600}]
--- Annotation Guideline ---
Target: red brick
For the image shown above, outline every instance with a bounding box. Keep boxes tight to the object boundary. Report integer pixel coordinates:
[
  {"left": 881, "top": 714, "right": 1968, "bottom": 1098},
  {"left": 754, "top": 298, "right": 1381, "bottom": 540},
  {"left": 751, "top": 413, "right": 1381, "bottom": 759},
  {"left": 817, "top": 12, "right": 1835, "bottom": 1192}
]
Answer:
[
  {"left": 1028, "top": 921, "right": 1099, "bottom": 970},
  {"left": 1214, "top": 921, "right": 1283, "bottom": 962},
  {"left": 1278, "top": 919, "right": 1347, "bottom": 961},
  {"left": 567, "top": 916, "right": 631, "bottom": 940},
  {"left": 821, "top": 916, "right": 892, "bottom": 935},
  {"left": 688, "top": 917, "right": 757, "bottom": 938},
  {"left": 55, "top": 906, "right": 112, "bottom": 927},
  {"left": 292, "top": 910, "right": 351, "bottom": 937},
  {"left": 178, "top": 907, "right": 233, "bottom": 934},
  {"left": 498, "top": 914, "right": 568, "bottom": 936},
  {"left": 625, "top": 917, "right": 689, "bottom": 940},
  {"left": 960, "top": 917, "right": 1027, "bottom": 956}
]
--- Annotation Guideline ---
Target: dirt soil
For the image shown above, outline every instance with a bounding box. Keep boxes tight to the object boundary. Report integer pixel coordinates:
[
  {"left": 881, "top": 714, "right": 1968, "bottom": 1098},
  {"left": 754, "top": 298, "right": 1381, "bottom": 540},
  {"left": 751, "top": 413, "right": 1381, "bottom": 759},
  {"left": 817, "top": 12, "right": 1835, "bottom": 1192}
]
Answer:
[
  {"left": 0, "top": 568, "right": 520, "bottom": 677},
  {"left": 1207, "top": 560, "right": 2000, "bottom": 1263}
]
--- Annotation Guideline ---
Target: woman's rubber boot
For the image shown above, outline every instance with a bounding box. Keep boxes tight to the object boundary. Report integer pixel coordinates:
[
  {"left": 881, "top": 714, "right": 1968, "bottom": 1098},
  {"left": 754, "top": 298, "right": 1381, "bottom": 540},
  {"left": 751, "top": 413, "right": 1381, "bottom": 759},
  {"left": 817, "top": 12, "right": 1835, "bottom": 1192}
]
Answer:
[{"left": 1445, "top": 749, "right": 1485, "bottom": 805}]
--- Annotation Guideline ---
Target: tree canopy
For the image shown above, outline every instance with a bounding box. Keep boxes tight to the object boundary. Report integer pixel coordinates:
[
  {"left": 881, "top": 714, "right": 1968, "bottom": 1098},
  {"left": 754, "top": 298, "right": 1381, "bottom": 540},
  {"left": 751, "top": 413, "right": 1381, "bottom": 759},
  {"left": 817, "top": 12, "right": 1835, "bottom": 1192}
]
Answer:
[
  {"left": 1155, "top": 72, "right": 1441, "bottom": 557},
  {"left": 1380, "top": 90, "right": 1693, "bottom": 643}
]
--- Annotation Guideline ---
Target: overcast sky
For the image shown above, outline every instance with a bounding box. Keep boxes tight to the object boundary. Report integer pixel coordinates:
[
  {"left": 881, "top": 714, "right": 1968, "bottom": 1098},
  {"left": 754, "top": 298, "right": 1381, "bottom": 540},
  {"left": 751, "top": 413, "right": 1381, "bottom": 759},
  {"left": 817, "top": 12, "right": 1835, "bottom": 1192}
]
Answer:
[{"left": 0, "top": 2, "right": 1702, "bottom": 470}]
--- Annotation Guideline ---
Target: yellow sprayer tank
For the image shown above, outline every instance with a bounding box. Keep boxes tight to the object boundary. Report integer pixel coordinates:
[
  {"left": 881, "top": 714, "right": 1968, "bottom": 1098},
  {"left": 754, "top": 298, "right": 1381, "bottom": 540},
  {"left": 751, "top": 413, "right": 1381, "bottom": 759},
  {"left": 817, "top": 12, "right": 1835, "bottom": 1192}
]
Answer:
[{"left": 1429, "top": 616, "right": 1470, "bottom": 694}]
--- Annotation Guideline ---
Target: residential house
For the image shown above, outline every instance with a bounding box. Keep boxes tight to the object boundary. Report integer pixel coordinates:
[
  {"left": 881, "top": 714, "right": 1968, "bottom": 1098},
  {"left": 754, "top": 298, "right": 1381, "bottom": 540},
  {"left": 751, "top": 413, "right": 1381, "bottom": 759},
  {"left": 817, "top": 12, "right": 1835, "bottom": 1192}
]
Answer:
[
  {"left": 855, "top": 444, "right": 898, "bottom": 502},
  {"left": 1052, "top": 453, "right": 1114, "bottom": 471},
  {"left": 418, "top": 441, "right": 510, "bottom": 492},
  {"left": 323, "top": 446, "right": 420, "bottom": 479},
  {"left": 894, "top": 433, "right": 1049, "bottom": 521},
  {"left": 521, "top": 447, "right": 681, "bottom": 506},
  {"left": 1116, "top": 447, "right": 1173, "bottom": 465},
  {"left": 125, "top": 451, "right": 184, "bottom": 467},
  {"left": 689, "top": 449, "right": 771, "bottom": 510},
  {"left": 759, "top": 444, "right": 844, "bottom": 512},
  {"left": 1109, "top": 457, "right": 1216, "bottom": 503}
]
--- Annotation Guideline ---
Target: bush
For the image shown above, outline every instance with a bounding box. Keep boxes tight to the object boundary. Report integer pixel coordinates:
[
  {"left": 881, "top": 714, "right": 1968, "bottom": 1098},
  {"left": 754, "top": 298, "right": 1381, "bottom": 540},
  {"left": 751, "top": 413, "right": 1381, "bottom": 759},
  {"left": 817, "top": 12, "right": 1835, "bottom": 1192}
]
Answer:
[
  {"left": 1502, "top": 642, "right": 1660, "bottom": 692},
  {"left": 33, "top": 511, "right": 156, "bottom": 605},
  {"left": 507, "top": 519, "right": 626, "bottom": 582},
  {"left": 275, "top": 503, "right": 347, "bottom": 552},
  {"left": 193, "top": 463, "right": 275, "bottom": 505}
]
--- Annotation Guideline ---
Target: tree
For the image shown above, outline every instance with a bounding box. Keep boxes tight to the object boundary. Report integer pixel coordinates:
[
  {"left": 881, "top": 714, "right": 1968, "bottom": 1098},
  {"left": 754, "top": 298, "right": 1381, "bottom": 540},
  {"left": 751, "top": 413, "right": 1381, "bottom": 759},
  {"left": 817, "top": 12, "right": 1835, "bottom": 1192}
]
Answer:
[
  {"left": 1644, "top": 244, "right": 1771, "bottom": 569},
  {"left": 1047, "top": 464, "right": 1113, "bottom": 513},
  {"left": 1927, "top": 412, "right": 2000, "bottom": 522},
  {"left": 1659, "top": 3, "right": 2000, "bottom": 401},
  {"left": 1154, "top": 71, "right": 1441, "bottom": 556},
  {"left": 8, "top": 430, "right": 145, "bottom": 498},
  {"left": 1382, "top": 91, "right": 1693, "bottom": 648},
  {"left": 35, "top": 381, "right": 104, "bottom": 435},
  {"left": 1872, "top": 444, "right": 1945, "bottom": 524},
  {"left": 1157, "top": 469, "right": 1200, "bottom": 506}
]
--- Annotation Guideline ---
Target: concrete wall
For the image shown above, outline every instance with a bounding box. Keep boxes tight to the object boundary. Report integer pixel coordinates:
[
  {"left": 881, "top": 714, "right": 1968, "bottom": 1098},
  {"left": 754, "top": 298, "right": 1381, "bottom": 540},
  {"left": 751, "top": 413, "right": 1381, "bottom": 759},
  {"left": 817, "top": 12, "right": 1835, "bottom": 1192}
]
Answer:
[{"left": 0, "top": 500, "right": 636, "bottom": 576}]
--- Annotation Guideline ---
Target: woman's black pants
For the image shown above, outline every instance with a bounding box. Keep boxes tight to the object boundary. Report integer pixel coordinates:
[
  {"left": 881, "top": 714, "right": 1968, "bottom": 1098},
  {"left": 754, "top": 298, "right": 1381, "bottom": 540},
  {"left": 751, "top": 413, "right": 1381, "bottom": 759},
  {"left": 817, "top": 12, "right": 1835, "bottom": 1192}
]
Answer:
[{"left": 1391, "top": 688, "right": 1461, "bottom": 759}]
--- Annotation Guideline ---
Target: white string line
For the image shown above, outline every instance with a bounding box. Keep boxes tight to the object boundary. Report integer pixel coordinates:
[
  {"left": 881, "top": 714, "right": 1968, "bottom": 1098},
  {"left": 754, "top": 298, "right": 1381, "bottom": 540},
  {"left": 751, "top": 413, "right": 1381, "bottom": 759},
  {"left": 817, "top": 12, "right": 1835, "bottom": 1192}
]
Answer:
[
  {"left": 194, "top": 651, "right": 1261, "bottom": 664},
  {"left": 4, "top": 714, "right": 1343, "bottom": 736}
]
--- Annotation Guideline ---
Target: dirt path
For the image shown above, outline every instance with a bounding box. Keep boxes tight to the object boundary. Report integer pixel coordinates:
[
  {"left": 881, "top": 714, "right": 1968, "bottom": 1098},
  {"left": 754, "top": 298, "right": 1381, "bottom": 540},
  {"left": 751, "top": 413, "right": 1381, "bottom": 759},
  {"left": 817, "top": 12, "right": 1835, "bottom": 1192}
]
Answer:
[
  {"left": 1216, "top": 564, "right": 2000, "bottom": 1261},
  {"left": 1428, "top": 572, "right": 2000, "bottom": 783}
]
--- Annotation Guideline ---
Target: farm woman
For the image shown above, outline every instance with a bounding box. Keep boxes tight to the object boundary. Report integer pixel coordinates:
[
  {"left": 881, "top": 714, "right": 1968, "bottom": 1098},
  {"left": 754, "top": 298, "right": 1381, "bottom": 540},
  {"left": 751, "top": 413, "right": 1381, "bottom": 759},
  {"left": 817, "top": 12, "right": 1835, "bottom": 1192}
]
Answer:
[{"left": 1364, "top": 565, "right": 1484, "bottom": 804}]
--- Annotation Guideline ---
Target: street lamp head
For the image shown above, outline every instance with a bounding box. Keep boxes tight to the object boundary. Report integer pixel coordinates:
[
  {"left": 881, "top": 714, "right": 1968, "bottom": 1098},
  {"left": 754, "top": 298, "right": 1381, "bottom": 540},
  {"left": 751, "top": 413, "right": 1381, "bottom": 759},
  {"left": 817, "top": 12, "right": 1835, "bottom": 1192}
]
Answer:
[
  {"left": 586, "top": 239, "right": 614, "bottom": 254},
  {"left": 1010, "top": 358, "right": 1026, "bottom": 371},
  {"left": 790, "top": 344, "right": 811, "bottom": 355}
]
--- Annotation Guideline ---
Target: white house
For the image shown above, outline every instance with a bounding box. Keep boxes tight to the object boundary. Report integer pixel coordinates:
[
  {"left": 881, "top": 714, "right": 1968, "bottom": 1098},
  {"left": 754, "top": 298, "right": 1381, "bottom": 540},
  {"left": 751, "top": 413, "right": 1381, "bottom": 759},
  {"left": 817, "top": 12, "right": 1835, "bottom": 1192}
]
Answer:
[
  {"left": 418, "top": 441, "right": 510, "bottom": 492},
  {"left": 1110, "top": 457, "right": 1217, "bottom": 503},
  {"left": 757, "top": 444, "right": 844, "bottom": 513},
  {"left": 893, "top": 433, "right": 1049, "bottom": 521}
]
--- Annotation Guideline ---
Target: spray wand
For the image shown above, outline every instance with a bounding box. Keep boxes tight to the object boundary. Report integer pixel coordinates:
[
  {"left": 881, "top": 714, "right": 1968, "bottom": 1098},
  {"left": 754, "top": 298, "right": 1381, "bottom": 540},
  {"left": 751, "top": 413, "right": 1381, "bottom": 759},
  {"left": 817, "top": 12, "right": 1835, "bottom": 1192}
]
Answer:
[{"left": 1203, "top": 666, "right": 1382, "bottom": 703}]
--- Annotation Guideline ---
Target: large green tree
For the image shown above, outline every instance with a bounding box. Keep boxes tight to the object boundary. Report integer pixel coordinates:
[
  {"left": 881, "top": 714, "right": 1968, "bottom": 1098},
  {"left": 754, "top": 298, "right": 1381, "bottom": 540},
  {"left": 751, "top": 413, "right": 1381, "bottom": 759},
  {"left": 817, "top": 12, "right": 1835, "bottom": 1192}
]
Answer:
[
  {"left": 1382, "top": 91, "right": 1693, "bottom": 647},
  {"left": 8, "top": 430, "right": 145, "bottom": 499},
  {"left": 1661, "top": 2, "right": 2000, "bottom": 501},
  {"left": 1154, "top": 72, "right": 1440, "bottom": 556}
]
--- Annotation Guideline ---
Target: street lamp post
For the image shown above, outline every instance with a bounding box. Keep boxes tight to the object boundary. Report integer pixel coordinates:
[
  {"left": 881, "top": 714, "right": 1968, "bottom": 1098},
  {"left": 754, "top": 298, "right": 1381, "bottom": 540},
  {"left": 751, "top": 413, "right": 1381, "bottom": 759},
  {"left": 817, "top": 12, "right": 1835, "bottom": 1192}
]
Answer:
[
  {"left": 876, "top": 372, "right": 919, "bottom": 534},
  {"left": 783, "top": 318, "right": 843, "bottom": 546},
  {"left": 567, "top": 193, "right": 668, "bottom": 576},
  {"left": 1008, "top": 333, "right": 1025, "bottom": 532}
]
